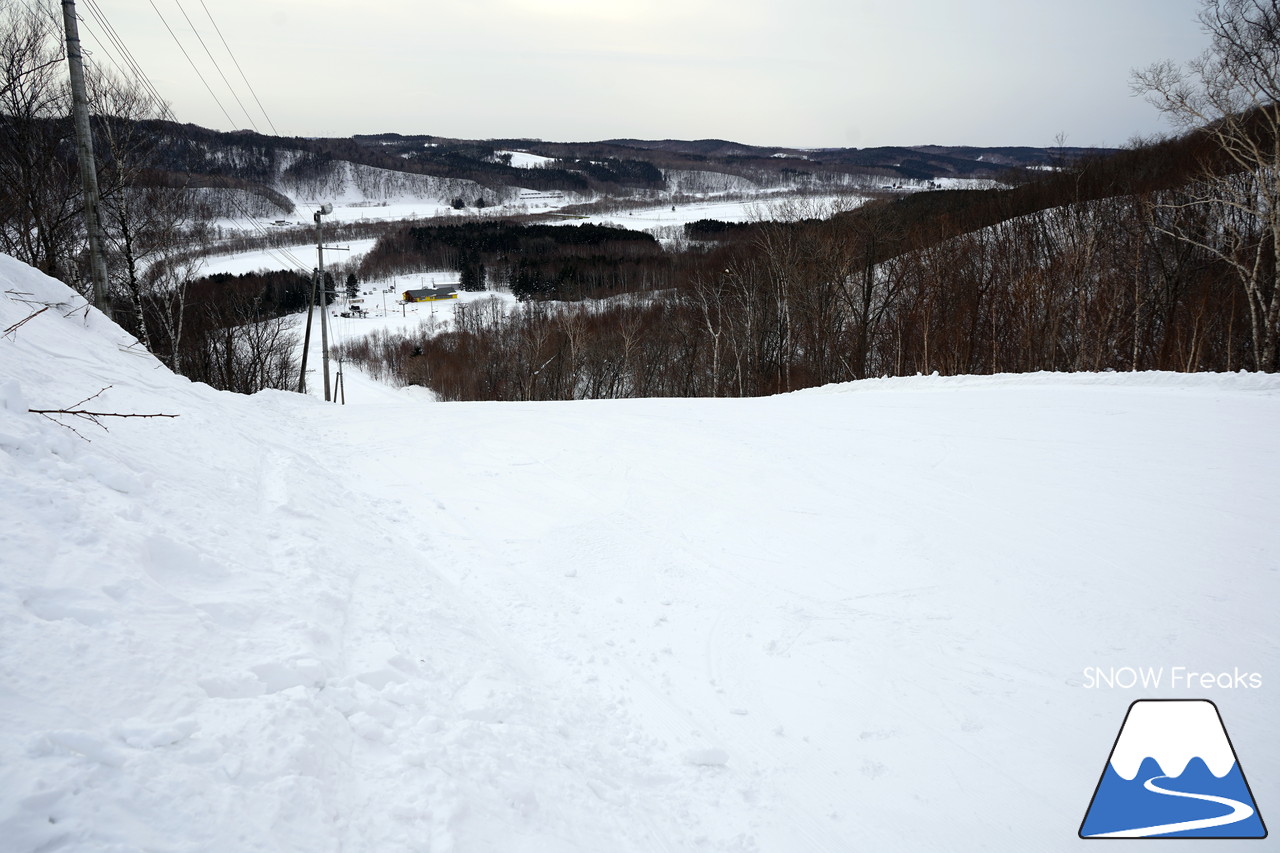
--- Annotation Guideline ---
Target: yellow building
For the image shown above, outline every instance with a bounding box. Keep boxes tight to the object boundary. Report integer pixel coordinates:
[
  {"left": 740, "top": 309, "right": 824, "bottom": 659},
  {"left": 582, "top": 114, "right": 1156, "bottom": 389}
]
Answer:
[{"left": 402, "top": 287, "right": 459, "bottom": 303}]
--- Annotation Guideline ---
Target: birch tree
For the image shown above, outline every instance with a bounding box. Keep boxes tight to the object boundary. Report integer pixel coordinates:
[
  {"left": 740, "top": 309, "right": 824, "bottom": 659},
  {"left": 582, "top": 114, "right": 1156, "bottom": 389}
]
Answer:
[{"left": 1135, "top": 0, "right": 1280, "bottom": 370}]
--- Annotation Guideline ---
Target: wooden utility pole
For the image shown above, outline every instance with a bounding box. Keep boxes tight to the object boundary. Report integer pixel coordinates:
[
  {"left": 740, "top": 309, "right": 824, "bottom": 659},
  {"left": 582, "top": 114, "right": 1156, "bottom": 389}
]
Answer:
[
  {"left": 315, "top": 204, "right": 332, "bottom": 402},
  {"left": 61, "top": 0, "right": 112, "bottom": 319},
  {"left": 298, "top": 268, "right": 318, "bottom": 394}
]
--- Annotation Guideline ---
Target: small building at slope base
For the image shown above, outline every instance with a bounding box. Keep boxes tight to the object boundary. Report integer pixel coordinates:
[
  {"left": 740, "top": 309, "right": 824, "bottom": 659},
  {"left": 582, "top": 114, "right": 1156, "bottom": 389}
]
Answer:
[{"left": 403, "top": 286, "right": 458, "bottom": 303}]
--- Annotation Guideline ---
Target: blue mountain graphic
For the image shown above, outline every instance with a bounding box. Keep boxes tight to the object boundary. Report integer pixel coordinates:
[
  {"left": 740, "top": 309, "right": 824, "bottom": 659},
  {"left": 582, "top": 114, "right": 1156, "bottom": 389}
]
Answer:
[{"left": 1081, "top": 756, "right": 1266, "bottom": 838}]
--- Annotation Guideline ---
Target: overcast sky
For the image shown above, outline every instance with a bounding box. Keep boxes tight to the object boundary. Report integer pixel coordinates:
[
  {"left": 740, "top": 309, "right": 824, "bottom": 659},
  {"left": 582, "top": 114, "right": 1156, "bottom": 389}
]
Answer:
[{"left": 87, "top": 0, "right": 1208, "bottom": 149}]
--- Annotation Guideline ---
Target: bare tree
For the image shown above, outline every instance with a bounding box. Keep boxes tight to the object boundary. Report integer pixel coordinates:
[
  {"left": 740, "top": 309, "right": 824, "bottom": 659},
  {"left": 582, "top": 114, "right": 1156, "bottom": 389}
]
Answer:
[
  {"left": 687, "top": 272, "right": 728, "bottom": 396},
  {"left": 0, "top": 1, "right": 82, "bottom": 282},
  {"left": 146, "top": 252, "right": 200, "bottom": 371},
  {"left": 180, "top": 285, "right": 298, "bottom": 395},
  {"left": 1134, "top": 0, "right": 1280, "bottom": 370},
  {"left": 1, "top": 3, "right": 210, "bottom": 368},
  {"left": 0, "top": 0, "right": 62, "bottom": 103},
  {"left": 89, "top": 71, "right": 210, "bottom": 359}
]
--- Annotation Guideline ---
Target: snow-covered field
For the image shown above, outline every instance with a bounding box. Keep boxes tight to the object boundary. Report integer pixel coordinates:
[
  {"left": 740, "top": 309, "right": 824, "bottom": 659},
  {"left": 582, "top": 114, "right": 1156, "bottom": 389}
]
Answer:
[
  {"left": 200, "top": 239, "right": 383, "bottom": 278},
  {"left": 498, "top": 151, "right": 557, "bottom": 169},
  {"left": 200, "top": 190, "right": 869, "bottom": 280},
  {"left": 209, "top": 200, "right": 514, "bottom": 239},
  {"left": 552, "top": 194, "right": 865, "bottom": 234},
  {"left": 2, "top": 251, "right": 1277, "bottom": 852}
]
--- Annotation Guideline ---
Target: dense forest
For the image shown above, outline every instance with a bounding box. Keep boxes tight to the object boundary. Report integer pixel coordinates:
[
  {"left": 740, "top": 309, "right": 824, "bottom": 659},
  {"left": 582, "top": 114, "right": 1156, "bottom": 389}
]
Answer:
[{"left": 358, "top": 221, "right": 669, "bottom": 300}]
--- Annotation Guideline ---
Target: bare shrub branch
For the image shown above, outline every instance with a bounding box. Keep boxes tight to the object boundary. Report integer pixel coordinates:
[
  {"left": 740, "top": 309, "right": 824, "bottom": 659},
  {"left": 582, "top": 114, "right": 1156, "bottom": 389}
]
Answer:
[{"left": 27, "top": 385, "right": 178, "bottom": 440}]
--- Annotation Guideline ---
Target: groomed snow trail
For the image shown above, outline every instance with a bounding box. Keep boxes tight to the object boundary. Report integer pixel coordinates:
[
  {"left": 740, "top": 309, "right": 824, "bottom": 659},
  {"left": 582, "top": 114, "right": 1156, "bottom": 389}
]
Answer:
[{"left": 302, "top": 369, "right": 1280, "bottom": 851}]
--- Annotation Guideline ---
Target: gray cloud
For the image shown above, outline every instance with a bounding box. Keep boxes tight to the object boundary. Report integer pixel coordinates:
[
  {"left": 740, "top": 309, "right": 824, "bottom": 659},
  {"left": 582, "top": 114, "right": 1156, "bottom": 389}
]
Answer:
[{"left": 99, "top": 0, "right": 1207, "bottom": 147}]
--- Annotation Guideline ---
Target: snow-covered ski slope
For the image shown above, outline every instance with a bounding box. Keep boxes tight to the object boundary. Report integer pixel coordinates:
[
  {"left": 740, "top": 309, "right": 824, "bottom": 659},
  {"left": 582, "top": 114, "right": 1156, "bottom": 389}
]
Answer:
[{"left": 1, "top": 251, "right": 1277, "bottom": 852}]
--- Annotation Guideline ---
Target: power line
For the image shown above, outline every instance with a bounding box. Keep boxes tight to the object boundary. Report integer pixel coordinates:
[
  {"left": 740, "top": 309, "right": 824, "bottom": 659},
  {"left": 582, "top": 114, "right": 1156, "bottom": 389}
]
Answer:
[
  {"left": 83, "top": 1, "right": 170, "bottom": 115},
  {"left": 195, "top": 0, "right": 281, "bottom": 137},
  {"left": 145, "top": 0, "right": 237, "bottom": 129},
  {"left": 76, "top": 6, "right": 301, "bottom": 266},
  {"left": 52, "top": 0, "right": 318, "bottom": 277},
  {"left": 76, "top": 19, "right": 137, "bottom": 88},
  {"left": 79, "top": 1, "right": 173, "bottom": 119},
  {"left": 170, "top": 0, "right": 257, "bottom": 132}
]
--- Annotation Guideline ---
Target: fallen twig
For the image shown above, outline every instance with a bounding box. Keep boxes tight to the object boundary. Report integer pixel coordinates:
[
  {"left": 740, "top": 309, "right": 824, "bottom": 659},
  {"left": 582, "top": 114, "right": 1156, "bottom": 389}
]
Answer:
[
  {"left": 3, "top": 305, "right": 50, "bottom": 339},
  {"left": 27, "top": 386, "right": 179, "bottom": 441},
  {"left": 29, "top": 409, "right": 180, "bottom": 419}
]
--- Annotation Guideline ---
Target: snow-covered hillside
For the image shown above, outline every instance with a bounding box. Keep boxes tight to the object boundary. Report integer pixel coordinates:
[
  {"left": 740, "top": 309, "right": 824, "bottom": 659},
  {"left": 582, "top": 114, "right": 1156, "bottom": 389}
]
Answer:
[
  {"left": 276, "top": 154, "right": 518, "bottom": 210},
  {"left": 201, "top": 143, "right": 877, "bottom": 236},
  {"left": 1, "top": 252, "right": 1276, "bottom": 851},
  {"left": 662, "top": 168, "right": 872, "bottom": 194}
]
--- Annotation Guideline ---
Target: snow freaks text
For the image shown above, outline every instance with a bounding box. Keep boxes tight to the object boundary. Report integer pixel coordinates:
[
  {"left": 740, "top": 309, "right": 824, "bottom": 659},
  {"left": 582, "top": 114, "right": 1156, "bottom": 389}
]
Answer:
[{"left": 1082, "top": 667, "right": 1263, "bottom": 690}]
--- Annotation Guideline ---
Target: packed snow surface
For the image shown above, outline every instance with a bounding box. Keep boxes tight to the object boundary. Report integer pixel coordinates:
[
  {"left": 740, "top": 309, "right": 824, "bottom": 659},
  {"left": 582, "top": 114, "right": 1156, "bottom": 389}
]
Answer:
[{"left": 1, "top": 252, "right": 1277, "bottom": 851}]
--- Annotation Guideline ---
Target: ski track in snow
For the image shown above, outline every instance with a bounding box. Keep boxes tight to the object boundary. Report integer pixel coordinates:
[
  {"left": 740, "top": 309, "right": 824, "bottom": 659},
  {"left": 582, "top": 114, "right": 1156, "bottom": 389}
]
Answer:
[{"left": 1, "top": 253, "right": 1278, "bottom": 851}]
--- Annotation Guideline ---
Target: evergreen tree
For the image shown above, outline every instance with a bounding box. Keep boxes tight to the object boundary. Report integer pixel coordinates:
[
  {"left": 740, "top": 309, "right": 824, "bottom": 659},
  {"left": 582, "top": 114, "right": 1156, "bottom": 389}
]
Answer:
[{"left": 459, "top": 249, "right": 486, "bottom": 291}]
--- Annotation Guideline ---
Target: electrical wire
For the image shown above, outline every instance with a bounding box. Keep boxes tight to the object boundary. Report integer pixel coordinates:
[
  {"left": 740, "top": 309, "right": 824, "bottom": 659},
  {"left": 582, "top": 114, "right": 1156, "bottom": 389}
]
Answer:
[
  {"left": 95, "top": 2, "right": 314, "bottom": 269},
  {"left": 49, "top": 0, "right": 325, "bottom": 278},
  {"left": 81, "top": 0, "right": 174, "bottom": 119},
  {"left": 79, "top": 20, "right": 167, "bottom": 117},
  {"left": 74, "top": 26, "right": 313, "bottom": 273},
  {"left": 144, "top": 0, "right": 237, "bottom": 129},
  {"left": 195, "top": 0, "right": 280, "bottom": 137},
  {"left": 170, "top": 0, "right": 258, "bottom": 132}
]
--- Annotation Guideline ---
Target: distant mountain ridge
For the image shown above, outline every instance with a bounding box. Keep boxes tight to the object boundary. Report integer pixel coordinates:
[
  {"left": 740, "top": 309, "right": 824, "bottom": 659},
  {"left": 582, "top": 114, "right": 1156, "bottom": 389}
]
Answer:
[
  {"left": 116, "top": 120, "right": 1112, "bottom": 215},
  {"left": 599, "top": 137, "right": 1109, "bottom": 178}
]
